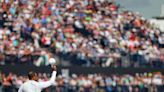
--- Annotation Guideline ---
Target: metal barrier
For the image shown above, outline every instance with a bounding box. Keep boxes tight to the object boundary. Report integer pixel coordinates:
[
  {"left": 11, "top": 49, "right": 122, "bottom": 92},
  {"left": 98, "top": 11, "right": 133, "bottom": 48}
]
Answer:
[{"left": 0, "top": 65, "right": 164, "bottom": 75}]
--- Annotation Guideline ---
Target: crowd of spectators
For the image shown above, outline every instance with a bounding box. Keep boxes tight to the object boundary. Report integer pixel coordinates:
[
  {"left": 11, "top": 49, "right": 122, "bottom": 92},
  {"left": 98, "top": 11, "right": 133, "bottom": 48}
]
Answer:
[
  {"left": 0, "top": 0, "right": 164, "bottom": 67},
  {"left": 0, "top": 72, "right": 163, "bottom": 92}
]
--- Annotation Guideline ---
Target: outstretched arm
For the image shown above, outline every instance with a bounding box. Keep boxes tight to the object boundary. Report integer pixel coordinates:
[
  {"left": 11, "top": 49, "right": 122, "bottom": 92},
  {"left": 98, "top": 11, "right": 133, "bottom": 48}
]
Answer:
[
  {"left": 38, "top": 65, "right": 57, "bottom": 89},
  {"left": 18, "top": 85, "right": 24, "bottom": 92}
]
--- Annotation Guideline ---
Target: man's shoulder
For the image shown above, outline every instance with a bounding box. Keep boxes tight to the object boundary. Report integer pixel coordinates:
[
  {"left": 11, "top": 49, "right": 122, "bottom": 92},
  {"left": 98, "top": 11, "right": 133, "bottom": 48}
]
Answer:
[
  {"left": 19, "top": 80, "right": 41, "bottom": 92},
  {"left": 22, "top": 80, "right": 38, "bottom": 86}
]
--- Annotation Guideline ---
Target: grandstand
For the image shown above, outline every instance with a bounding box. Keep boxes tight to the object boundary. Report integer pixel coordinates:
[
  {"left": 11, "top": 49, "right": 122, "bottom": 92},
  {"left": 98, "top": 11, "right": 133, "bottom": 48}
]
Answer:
[
  {"left": 150, "top": 4, "right": 164, "bottom": 32},
  {"left": 0, "top": 0, "right": 163, "bottom": 92},
  {"left": 0, "top": 0, "right": 163, "bottom": 67}
]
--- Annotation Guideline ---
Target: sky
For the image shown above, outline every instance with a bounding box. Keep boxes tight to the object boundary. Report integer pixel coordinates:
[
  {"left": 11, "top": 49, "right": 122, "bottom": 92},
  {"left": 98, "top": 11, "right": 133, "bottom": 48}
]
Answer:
[{"left": 115, "top": 0, "right": 164, "bottom": 19}]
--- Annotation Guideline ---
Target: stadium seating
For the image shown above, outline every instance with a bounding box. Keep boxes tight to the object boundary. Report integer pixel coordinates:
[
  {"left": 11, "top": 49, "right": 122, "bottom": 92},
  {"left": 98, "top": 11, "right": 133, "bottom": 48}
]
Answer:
[{"left": 0, "top": 0, "right": 163, "bottom": 67}]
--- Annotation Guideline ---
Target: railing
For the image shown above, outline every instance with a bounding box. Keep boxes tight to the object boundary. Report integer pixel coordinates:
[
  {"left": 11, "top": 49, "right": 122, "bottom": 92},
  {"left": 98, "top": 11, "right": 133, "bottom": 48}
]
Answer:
[{"left": 0, "top": 65, "right": 164, "bottom": 75}]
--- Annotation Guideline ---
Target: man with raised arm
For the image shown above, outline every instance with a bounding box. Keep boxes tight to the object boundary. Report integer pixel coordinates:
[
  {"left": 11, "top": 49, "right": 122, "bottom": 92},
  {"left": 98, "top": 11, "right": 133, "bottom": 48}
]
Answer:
[{"left": 18, "top": 65, "right": 57, "bottom": 92}]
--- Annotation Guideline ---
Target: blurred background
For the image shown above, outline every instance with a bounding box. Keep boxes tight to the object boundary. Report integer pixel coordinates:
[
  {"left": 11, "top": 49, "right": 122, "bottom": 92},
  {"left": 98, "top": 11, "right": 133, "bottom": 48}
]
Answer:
[
  {"left": 115, "top": 0, "right": 164, "bottom": 19},
  {"left": 0, "top": 0, "right": 163, "bottom": 92}
]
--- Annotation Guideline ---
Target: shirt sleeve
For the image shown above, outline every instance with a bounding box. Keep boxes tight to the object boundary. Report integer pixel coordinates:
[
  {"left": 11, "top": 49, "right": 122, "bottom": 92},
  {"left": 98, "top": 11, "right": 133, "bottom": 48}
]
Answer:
[
  {"left": 18, "top": 85, "right": 24, "bottom": 92},
  {"left": 38, "top": 71, "right": 57, "bottom": 89}
]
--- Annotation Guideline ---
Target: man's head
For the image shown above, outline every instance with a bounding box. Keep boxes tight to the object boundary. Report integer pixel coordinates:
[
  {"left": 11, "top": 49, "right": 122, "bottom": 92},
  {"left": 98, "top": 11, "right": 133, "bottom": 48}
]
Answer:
[{"left": 28, "top": 71, "right": 38, "bottom": 81}]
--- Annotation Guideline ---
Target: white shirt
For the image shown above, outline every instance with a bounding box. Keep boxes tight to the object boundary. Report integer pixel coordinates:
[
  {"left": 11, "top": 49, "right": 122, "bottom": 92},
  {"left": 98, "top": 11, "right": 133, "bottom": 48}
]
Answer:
[
  {"left": 152, "top": 77, "right": 162, "bottom": 85},
  {"left": 18, "top": 71, "right": 57, "bottom": 92}
]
